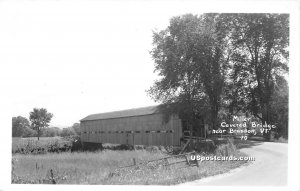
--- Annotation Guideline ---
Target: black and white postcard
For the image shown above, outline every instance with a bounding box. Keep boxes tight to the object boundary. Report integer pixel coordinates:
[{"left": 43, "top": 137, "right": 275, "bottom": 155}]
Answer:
[{"left": 1, "top": 0, "right": 299, "bottom": 191}]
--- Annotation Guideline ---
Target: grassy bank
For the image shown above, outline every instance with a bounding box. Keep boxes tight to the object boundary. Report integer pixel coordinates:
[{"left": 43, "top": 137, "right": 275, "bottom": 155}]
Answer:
[
  {"left": 12, "top": 137, "right": 249, "bottom": 184},
  {"left": 12, "top": 147, "right": 248, "bottom": 185}
]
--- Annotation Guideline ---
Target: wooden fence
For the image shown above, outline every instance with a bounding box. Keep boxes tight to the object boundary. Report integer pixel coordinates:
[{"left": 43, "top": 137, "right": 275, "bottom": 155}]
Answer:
[{"left": 109, "top": 151, "right": 199, "bottom": 177}]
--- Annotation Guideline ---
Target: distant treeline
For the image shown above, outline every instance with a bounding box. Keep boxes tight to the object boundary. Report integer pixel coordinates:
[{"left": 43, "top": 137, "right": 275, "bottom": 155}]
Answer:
[{"left": 12, "top": 116, "right": 80, "bottom": 138}]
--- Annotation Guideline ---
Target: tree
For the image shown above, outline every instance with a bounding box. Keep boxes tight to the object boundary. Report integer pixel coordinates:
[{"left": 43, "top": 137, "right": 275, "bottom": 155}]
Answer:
[
  {"left": 192, "top": 14, "right": 232, "bottom": 130},
  {"left": 148, "top": 14, "right": 231, "bottom": 134},
  {"left": 29, "top": 108, "right": 53, "bottom": 140},
  {"left": 71, "top": 123, "right": 81, "bottom": 136},
  {"left": 60, "top": 127, "right": 75, "bottom": 137},
  {"left": 12, "top": 116, "right": 29, "bottom": 137},
  {"left": 269, "top": 76, "right": 288, "bottom": 138},
  {"left": 41, "top": 127, "right": 61, "bottom": 137},
  {"left": 148, "top": 13, "right": 289, "bottom": 139},
  {"left": 22, "top": 127, "right": 38, "bottom": 137},
  {"left": 229, "top": 14, "right": 289, "bottom": 138}
]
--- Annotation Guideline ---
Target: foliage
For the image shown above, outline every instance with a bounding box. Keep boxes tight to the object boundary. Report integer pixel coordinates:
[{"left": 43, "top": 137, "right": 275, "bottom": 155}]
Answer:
[
  {"left": 29, "top": 108, "right": 53, "bottom": 140},
  {"left": 148, "top": 14, "right": 233, "bottom": 132},
  {"left": 12, "top": 116, "right": 30, "bottom": 137},
  {"left": 269, "top": 78, "right": 288, "bottom": 138},
  {"left": 214, "top": 140, "right": 238, "bottom": 157},
  {"left": 60, "top": 128, "right": 75, "bottom": 137},
  {"left": 229, "top": 14, "right": 289, "bottom": 124},
  {"left": 148, "top": 13, "right": 289, "bottom": 139},
  {"left": 41, "top": 127, "right": 61, "bottom": 137},
  {"left": 22, "top": 127, "right": 38, "bottom": 137},
  {"left": 60, "top": 123, "right": 81, "bottom": 137},
  {"left": 12, "top": 121, "right": 82, "bottom": 141},
  {"left": 12, "top": 137, "right": 73, "bottom": 154}
]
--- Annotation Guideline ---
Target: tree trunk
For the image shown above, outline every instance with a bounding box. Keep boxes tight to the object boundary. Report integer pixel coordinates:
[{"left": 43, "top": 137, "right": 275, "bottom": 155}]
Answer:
[
  {"left": 210, "top": 104, "right": 219, "bottom": 130},
  {"left": 38, "top": 129, "right": 40, "bottom": 141},
  {"left": 261, "top": 102, "right": 272, "bottom": 140}
]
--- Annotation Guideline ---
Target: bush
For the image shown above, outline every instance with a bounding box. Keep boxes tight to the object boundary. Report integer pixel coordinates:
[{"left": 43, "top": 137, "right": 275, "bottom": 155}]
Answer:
[
  {"left": 60, "top": 128, "right": 75, "bottom": 137},
  {"left": 12, "top": 137, "right": 73, "bottom": 154},
  {"left": 41, "top": 127, "right": 61, "bottom": 137},
  {"left": 145, "top": 146, "right": 160, "bottom": 152},
  {"left": 214, "top": 142, "right": 238, "bottom": 157},
  {"left": 274, "top": 136, "right": 288, "bottom": 143},
  {"left": 187, "top": 140, "right": 216, "bottom": 153},
  {"left": 63, "top": 135, "right": 83, "bottom": 151},
  {"left": 22, "top": 127, "right": 38, "bottom": 137}
]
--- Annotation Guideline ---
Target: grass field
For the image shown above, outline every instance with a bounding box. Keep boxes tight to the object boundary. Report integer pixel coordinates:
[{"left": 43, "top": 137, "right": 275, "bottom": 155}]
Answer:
[
  {"left": 12, "top": 137, "right": 249, "bottom": 185},
  {"left": 12, "top": 137, "right": 73, "bottom": 154}
]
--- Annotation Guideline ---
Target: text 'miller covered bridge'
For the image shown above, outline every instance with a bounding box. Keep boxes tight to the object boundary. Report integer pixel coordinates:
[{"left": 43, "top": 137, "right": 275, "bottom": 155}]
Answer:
[{"left": 80, "top": 106, "right": 183, "bottom": 146}]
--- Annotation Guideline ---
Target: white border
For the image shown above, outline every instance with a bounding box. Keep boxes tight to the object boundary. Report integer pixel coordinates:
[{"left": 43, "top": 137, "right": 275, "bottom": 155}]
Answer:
[{"left": 0, "top": 0, "right": 299, "bottom": 191}]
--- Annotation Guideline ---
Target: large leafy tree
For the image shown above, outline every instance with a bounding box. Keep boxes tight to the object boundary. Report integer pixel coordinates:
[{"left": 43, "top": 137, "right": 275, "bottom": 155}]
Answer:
[
  {"left": 29, "top": 108, "right": 53, "bottom": 140},
  {"left": 229, "top": 14, "right": 289, "bottom": 137},
  {"left": 269, "top": 78, "right": 288, "bottom": 138},
  {"left": 12, "top": 116, "right": 30, "bottom": 137},
  {"left": 192, "top": 14, "right": 232, "bottom": 130},
  {"left": 148, "top": 14, "right": 231, "bottom": 134}
]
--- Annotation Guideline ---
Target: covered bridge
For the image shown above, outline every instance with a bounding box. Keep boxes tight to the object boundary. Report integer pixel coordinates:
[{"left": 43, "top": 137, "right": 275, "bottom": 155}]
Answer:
[{"left": 80, "top": 106, "right": 183, "bottom": 146}]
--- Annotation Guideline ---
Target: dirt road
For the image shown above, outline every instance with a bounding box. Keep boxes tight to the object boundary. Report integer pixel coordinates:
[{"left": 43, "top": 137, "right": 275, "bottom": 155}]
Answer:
[{"left": 181, "top": 141, "right": 288, "bottom": 186}]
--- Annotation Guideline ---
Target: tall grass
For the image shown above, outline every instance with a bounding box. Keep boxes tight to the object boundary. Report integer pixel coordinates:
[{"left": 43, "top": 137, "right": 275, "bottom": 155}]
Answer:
[
  {"left": 12, "top": 148, "right": 248, "bottom": 185},
  {"left": 12, "top": 137, "right": 248, "bottom": 184},
  {"left": 214, "top": 138, "right": 238, "bottom": 156}
]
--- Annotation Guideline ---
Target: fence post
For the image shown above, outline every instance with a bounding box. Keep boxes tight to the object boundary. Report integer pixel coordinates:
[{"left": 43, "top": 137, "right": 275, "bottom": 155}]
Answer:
[
  {"left": 195, "top": 158, "right": 199, "bottom": 167},
  {"left": 185, "top": 154, "right": 190, "bottom": 166},
  {"left": 132, "top": 133, "right": 135, "bottom": 149},
  {"left": 132, "top": 158, "right": 136, "bottom": 166},
  {"left": 193, "top": 151, "right": 199, "bottom": 167},
  {"left": 164, "top": 158, "right": 170, "bottom": 169},
  {"left": 164, "top": 158, "right": 169, "bottom": 165},
  {"left": 50, "top": 169, "right": 56, "bottom": 184}
]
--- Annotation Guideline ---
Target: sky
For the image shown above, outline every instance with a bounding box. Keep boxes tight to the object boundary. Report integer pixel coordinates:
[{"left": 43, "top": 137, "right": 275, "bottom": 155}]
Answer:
[
  {"left": 0, "top": 0, "right": 298, "bottom": 128},
  {"left": 0, "top": 1, "right": 207, "bottom": 127}
]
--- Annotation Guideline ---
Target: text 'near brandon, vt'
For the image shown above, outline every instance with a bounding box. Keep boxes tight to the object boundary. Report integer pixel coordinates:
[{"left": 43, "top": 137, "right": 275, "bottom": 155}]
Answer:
[{"left": 212, "top": 115, "right": 277, "bottom": 140}]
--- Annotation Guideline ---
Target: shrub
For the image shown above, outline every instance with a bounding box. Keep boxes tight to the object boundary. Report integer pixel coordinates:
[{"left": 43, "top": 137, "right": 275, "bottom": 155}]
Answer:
[
  {"left": 214, "top": 142, "right": 238, "bottom": 157},
  {"left": 12, "top": 137, "right": 73, "bottom": 154},
  {"left": 274, "top": 136, "right": 288, "bottom": 143},
  {"left": 22, "top": 127, "right": 38, "bottom": 137},
  {"left": 145, "top": 146, "right": 160, "bottom": 152},
  {"left": 41, "top": 127, "right": 61, "bottom": 137},
  {"left": 60, "top": 128, "right": 75, "bottom": 137},
  {"left": 63, "top": 135, "right": 83, "bottom": 152}
]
